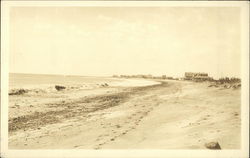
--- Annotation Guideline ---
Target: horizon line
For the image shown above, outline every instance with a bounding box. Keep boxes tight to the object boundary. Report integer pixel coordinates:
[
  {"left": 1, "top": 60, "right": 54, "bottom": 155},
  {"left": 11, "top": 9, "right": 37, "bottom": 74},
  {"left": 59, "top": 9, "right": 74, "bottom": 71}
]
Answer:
[{"left": 9, "top": 72, "right": 241, "bottom": 79}]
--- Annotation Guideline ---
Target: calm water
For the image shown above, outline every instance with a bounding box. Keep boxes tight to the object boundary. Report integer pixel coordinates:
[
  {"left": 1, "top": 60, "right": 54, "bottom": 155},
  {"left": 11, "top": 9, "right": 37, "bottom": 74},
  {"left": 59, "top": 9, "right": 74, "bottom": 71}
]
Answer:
[{"left": 9, "top": 73, "right": 118, "bottom": 89}]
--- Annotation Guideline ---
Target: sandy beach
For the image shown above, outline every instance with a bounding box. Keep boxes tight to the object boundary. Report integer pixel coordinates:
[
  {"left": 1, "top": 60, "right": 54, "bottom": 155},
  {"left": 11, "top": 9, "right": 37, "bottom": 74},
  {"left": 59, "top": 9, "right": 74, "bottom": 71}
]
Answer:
[{"left": 8, "top": 78, "right": 241, "bottom": 149}]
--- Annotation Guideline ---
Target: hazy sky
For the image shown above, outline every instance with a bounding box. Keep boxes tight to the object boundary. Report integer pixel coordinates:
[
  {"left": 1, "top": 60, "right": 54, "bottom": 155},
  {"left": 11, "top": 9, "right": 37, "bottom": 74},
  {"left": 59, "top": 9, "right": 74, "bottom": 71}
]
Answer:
[{"left": 10, "top": 7, "right": 241, "bottom": 78}]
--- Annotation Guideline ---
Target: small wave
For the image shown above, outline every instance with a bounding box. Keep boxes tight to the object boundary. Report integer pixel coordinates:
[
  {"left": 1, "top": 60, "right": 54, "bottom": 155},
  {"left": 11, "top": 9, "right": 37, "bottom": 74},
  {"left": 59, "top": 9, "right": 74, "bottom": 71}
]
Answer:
[{"left": 8, "top": 83, "right": 112, "bottom": 95}]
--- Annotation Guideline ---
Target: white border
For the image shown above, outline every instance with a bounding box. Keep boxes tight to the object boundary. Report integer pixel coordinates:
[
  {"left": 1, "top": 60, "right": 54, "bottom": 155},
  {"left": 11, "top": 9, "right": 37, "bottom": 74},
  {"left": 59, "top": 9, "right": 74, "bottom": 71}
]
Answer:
[{"left": 1, "top": 1, "right": 249, "bottom": 158}]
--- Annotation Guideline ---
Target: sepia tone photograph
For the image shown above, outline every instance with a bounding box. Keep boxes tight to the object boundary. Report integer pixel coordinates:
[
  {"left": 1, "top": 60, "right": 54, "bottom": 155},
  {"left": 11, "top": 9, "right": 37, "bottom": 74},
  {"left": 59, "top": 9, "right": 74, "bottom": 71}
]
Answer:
[{"left": 1, "top": 1, "right": 249, "bottom": 158}]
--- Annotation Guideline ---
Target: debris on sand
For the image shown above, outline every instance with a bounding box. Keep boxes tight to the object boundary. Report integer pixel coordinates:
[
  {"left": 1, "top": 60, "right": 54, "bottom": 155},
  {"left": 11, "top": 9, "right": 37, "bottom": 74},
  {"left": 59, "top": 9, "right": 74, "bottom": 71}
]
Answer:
[
  {"left": 205, "top": 141, "right": 221, "bottom": 150},
  {"left": 208, "top": 84, "right": 219, "bottom": 88},
  {"left": 100, "top": 83, "right": 109, "bottom": 87},
  {"left": 233, "top": 83, "right": 241, "bottom": 89},
  {"left": 55, "top": 85, "right": 66, "bottom": 91},
  {"left": 10, "top": 104, "right": 20, "bottom": 108},
  {"left": 9, "top": 89, "right": 28, "bottom": 95}
]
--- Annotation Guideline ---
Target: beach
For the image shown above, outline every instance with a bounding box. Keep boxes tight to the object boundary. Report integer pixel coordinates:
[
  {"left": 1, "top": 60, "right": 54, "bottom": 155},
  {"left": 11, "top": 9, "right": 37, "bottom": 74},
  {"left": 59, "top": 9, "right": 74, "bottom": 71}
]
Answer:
[{"left": 8, "top": 74, "right": 241, "bottom": 149}]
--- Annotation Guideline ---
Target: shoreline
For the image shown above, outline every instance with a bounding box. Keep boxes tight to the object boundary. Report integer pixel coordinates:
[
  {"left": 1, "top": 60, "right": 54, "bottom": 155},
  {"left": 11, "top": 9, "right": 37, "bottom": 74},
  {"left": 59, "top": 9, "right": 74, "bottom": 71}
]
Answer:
[{"left": 9, "top": 82, "right": 163, "bottom": 133}]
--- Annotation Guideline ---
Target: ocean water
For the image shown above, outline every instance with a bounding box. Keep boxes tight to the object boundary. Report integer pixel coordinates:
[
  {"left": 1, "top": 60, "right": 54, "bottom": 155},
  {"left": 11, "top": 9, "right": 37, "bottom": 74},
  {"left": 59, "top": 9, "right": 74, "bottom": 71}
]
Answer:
[
  {"left": 9, "top": 73, "right": 161, "bottom": 93},
  {"left": 9, "top": 73, "right": 118, "bottom": 90}
]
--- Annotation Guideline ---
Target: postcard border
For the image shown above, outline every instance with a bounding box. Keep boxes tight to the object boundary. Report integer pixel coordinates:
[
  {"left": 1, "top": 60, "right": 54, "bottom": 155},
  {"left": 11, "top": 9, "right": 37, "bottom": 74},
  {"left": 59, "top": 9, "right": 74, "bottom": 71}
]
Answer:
[{"left": 1, "top": 1, "right": 249, "bottom": 158}]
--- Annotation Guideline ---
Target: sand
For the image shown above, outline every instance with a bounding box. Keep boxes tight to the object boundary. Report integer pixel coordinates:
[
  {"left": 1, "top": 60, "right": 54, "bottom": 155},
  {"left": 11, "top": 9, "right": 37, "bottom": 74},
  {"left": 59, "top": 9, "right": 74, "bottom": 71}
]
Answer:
[{"left": 8, "top": 79, "right": 241, "bottom": 149}]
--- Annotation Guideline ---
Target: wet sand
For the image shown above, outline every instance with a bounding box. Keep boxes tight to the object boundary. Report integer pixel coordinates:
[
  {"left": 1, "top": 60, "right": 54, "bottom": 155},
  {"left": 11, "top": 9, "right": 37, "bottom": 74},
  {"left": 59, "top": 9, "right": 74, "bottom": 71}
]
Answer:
[{"left": 8, "top": 79, "right": 241, "bottom": 149}]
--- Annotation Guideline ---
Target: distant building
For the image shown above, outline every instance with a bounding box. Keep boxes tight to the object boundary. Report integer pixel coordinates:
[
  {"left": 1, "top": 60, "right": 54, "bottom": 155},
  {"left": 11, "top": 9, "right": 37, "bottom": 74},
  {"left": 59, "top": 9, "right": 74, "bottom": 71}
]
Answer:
[{"left": 184, "top": 72, "right": 213, "bottom": 81}]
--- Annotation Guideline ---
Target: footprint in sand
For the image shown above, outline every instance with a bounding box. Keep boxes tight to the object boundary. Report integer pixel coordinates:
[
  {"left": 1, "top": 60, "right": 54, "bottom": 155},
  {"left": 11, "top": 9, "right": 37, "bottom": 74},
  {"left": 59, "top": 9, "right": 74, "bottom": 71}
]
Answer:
[
  {"left": 121, "top": 132, "right": 127, "bottom": 135},
  {"left": 134, "top": 119, "right": 142, "bottom": 125},
  {"left": 130, "top": 126, "right": 136, "bottom": 130},
  {"left": 119, "top": 129, "right": 130, "bottom": 136},
  {"left": 112, "top": 130, "right": 117, "bottom": 134},
  {"left": 115, "top": 125, "right": 121, "bottom": 128},
  {"left": 94, "top": 138, "right": 108, "bottom": 148},
  {"left": 96, "top": 134, "right": 107, "bottom": 141},
  {"left": 143, "top": 111, "right": 149, "bottom": 115},
  {"left": 95, "top": 133, "right": 121, "bottom": 149}
]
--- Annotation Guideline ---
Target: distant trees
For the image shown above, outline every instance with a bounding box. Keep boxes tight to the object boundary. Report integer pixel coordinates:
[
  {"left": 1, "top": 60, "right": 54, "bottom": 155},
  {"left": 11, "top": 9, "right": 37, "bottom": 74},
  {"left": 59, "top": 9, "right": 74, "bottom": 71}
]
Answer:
[
  {"left": 113, "top": 74, "right": 240, "bottom": 84},
  {"left": 112, "top": 74, "right": 174, "bottom": 80}
]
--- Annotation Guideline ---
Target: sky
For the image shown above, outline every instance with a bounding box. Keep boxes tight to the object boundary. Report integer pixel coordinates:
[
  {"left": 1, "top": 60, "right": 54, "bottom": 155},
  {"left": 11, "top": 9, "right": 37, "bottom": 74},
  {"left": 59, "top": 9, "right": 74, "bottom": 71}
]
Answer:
[{"left": 9, "top": 7, "right": 241, "bottom": 78}]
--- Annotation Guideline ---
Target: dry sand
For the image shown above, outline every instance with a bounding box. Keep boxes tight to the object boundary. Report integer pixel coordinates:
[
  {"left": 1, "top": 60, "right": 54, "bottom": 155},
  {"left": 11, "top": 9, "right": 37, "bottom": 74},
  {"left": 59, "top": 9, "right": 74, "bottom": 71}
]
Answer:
[{"left": 8, "top": 79, "right": 241, "bottom": 149}]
